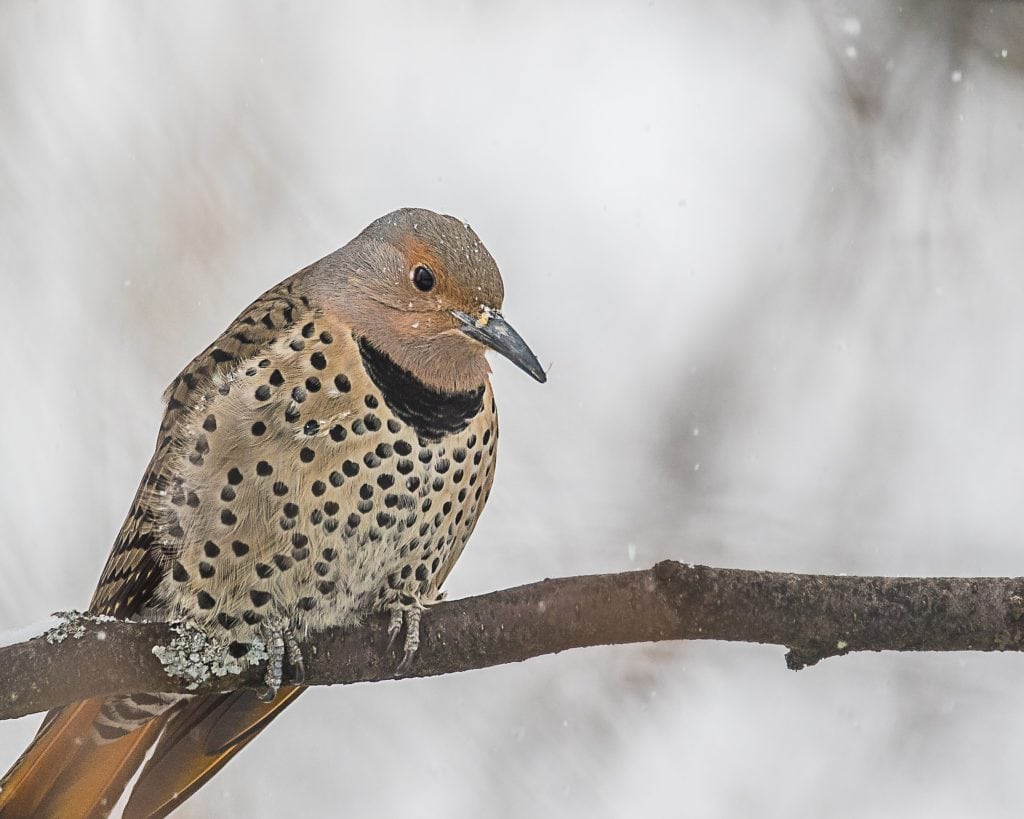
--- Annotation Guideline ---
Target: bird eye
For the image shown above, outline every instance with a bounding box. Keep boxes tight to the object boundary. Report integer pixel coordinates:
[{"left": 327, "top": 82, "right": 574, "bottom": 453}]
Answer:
[{"left": 411, "top": 265, "right": 435, "bottom": 292}]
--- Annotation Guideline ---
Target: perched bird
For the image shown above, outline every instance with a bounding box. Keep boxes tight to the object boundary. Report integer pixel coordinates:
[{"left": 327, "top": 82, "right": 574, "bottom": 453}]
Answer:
[{"left": 0, "top": 208, "right": 545, "bottom": 818}]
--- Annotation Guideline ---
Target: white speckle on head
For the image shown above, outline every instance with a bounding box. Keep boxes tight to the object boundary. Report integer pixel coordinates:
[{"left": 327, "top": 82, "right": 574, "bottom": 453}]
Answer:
[{"left": 474, "top": 305, "right": 494, "bottom": 328}]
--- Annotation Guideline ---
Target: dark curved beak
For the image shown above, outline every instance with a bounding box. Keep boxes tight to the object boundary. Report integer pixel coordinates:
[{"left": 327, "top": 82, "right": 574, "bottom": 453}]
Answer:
[{"left": 453, "top": 308, "right": 547, "bottom": 383}]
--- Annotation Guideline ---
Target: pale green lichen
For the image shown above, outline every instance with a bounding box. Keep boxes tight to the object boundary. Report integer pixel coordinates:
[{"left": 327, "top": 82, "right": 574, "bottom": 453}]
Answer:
[
  {"left": 152, "top": 621, "right": 268, "bottom": 690},
  {"left": 44, "top": 610, "right": 117, "bottom": 644}
]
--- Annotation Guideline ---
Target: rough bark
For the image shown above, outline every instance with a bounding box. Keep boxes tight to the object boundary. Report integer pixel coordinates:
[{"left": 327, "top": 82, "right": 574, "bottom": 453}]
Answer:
[{"left": 2, "top": 561, "right": 1024, "bottom": 721}]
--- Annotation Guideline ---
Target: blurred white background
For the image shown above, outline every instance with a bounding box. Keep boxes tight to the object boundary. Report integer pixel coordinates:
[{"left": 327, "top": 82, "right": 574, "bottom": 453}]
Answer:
[{"left": 2, "top": 2, "right": 1024, "bottom": 816}]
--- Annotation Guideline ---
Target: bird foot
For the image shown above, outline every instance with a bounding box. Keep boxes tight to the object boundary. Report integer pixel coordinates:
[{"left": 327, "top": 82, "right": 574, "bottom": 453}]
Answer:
[
  {"left": 385, "top": 605, "right": 423, "bottom": 676},
  {"left": 257, "top": 623, "right": 304, "bottom": 701}
]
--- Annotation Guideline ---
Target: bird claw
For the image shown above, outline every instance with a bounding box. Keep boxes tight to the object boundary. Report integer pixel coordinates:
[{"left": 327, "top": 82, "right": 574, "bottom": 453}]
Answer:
[
  {"left": 385, "top": 608, "right": 404, "bottom": 652},
  {"left": 390, "top": 607, "right": 422, "bottom": 677},
  {"left": 283, "top": 628, "right": 305, "bottom": 685},
  {"left": 395, "top": 647, "right": 416, "bottom": 676},
  {"left": 258, "top": 623, "right": 304, "bottom": 700}
]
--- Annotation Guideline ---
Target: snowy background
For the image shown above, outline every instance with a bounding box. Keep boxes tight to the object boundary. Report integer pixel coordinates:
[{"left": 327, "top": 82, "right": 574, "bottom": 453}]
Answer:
[{"left": 2, "top": 2, "right": 1024, "bottom": 816}]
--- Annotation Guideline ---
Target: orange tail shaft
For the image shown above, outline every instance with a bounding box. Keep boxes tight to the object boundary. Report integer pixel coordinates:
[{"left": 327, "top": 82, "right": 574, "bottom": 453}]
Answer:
[{"left": 0, "top": 699, "right": 166, "bottom": 818}]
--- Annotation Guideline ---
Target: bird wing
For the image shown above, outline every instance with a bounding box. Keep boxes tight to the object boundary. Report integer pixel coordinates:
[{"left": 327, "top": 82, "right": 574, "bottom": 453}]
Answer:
[
  {"left": 0, "top": 277, "right": 313, "bottom": 818},
  {"left": 91, "top": 275, "right": 309, "bottom": 618}
]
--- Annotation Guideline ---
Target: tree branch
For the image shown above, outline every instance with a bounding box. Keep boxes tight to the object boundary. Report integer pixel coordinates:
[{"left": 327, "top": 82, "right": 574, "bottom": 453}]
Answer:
[{"left": 3, "top": 561, "right": 1024, "bottom": 721}]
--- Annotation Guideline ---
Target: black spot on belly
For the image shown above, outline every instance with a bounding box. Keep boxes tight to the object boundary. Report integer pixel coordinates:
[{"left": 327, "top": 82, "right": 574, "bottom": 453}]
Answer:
[
  {"left": 273, "top": 554, "right": 294, "bottom": 571},
  {"left": 358, "top": 338, "right": 484, "bottom": 442},
  {"left": 228, "top": 642, "right": 249, "bottom": 658}
]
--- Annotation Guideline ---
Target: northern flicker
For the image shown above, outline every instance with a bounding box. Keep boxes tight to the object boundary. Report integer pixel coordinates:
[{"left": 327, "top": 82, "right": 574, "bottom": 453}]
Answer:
[{"left": 0, "top": 208, "right": 545, "bottom": 818}]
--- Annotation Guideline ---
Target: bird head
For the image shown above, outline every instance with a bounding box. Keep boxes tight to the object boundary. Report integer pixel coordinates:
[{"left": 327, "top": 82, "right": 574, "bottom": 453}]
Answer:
[{"left": 309, "top": 208, "right": 546, "bottom": 394}]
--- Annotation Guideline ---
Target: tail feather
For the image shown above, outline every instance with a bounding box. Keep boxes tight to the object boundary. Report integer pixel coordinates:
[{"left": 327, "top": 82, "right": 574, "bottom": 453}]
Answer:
[
  {"left": 123, "top": 686, "right": 304, "bottom": 819},
  {"left": 0, "top": 698, "right": 166, "bottom": 818}
]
